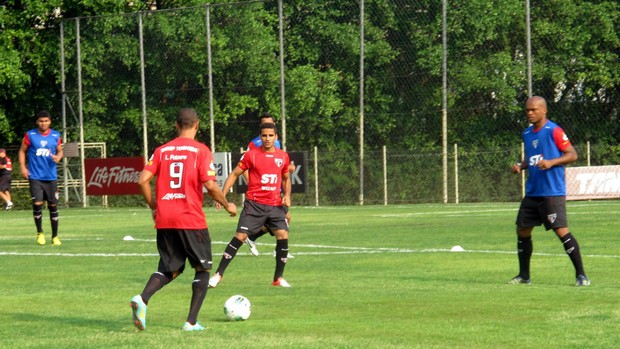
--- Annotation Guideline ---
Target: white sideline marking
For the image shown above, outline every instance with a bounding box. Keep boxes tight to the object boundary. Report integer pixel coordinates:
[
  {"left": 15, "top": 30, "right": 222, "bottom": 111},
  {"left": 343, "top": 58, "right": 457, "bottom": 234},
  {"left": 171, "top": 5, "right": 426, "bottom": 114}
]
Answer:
[{"left": 1, "top": 245, "right": 619, "bottom": 259}]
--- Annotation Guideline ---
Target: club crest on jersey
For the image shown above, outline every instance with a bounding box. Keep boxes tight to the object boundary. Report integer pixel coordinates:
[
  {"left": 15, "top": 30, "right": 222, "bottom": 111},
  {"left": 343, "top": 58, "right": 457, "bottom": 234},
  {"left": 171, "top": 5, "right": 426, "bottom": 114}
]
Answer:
[
  {"left": 275, "top": 158, "right": 283, "bottom": 167},
  {"left": 547, "top": 213, "right": 557, "bottom": 224},
  {"left": 532, "top": 139, "right": 539, "bottom": 149},
  {"left": 40, "top": 141, "right": 48, "bottom": 147}
]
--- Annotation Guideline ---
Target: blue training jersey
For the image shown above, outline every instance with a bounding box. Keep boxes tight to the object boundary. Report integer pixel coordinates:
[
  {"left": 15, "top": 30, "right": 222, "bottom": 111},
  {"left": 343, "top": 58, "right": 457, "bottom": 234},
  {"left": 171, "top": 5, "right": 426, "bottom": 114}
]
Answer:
[
  {"left": 523, "top": 120, "right": 570, "bottom": 197},
  {"left": 23, "top": 128, "right": 62, "bottom": 181}
]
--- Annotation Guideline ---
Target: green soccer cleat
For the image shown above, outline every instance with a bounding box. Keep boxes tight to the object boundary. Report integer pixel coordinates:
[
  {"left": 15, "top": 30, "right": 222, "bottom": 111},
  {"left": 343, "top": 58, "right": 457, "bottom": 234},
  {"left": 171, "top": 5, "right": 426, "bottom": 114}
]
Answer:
[
  {"left": 507, "top": 275, "right": 531, "bottom": 285},
  {"left": 130, "top": 295, "right": 147, "bottom": 330},
  {"left": 181, "top": 322, "right": 205, "bottom": 331},
  {"left": 575, "top": 275, "right": 591, "bottom": 287}
]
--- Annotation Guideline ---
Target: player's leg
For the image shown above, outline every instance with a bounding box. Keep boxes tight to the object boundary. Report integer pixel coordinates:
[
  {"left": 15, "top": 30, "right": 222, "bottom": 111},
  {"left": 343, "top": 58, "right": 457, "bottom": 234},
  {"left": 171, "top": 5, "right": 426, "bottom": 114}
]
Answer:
[
  {"left": 546, "top": 198, "right": 589, "bottom": 286},
  {"left": 29, "top": 180, "right": 45, "bottom": 244},
  {"left": 43, "top": 181, "right": 61, "bottom": 245},
  {"left": 508, "top": 197, "right": 538, "bottom": 284},
  {"left": 143, "top": 230, "right": 184, "bottom": 300},
  {"left": 269, "top": 206, "right": 291, "bottom": 287},
  {"left": 210, "top": 200, "right": 266, "bottom": 287},
  {"left": 0, "top": 175, "right": 13, "bottom": 209},
  {"left": 209, "top": 232, "right": 246, "bottom": 288},
  {"left": 4, "top": 190, "right": 12, "bottom": 210},
  {"left": 131, "top": 230, "right": 183, "bottom": 330},
  {"left": 183, "top": 229, "right": 211, "bottom": 330}
]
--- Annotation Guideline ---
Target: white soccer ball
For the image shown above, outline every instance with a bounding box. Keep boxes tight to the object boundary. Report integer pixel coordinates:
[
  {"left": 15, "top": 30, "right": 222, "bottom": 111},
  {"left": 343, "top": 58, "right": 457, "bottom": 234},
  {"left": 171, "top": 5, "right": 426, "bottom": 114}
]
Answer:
[{"left": 223, "top": 295, "right": 251, "bottom": 321}]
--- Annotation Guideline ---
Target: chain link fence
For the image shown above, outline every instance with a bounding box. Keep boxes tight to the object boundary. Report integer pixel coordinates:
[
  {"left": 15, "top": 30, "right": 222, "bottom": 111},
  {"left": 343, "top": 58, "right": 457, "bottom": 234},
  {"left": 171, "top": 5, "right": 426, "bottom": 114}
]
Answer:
[{"left": 23, "top": 0, "right": 617, "bottom": 207}]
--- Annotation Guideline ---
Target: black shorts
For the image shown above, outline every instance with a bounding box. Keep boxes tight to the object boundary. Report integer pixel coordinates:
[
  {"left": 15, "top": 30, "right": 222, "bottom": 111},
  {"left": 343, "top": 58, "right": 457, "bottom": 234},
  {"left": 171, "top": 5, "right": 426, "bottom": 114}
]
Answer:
[
  {"left": 237, "top": 199, "right": 289, "bottom": 236},
  {"left": 29, "top": 180, "right": 58, "bottom": 204},
  {"left": 516, "top": 196, "right": 568, "bottom": 230},
  {"left": 0, "top": 173, "right": 11, "bottom": 192},
  {"left": 156, "top": 229, "right": 212, "bottom": 273}
]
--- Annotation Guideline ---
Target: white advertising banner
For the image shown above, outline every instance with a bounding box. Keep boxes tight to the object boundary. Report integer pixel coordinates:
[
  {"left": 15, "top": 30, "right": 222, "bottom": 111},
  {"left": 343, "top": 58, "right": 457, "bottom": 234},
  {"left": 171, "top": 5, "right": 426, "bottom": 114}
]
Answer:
[
  {"left": 212, "top": 152, "right": 231, "bottom": 189},
  {"left": 566, "top": 165, "right": 620, "bottom": 200}
]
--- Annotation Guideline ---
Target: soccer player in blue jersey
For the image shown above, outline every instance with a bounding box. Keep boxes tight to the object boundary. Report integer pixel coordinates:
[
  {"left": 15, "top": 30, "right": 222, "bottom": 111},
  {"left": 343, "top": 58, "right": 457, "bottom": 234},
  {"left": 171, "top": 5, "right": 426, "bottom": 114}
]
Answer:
[
  {"left": 508, "top": 96, "right": 590, "bottom": 287},
  {"left": 18, "top": 110, "right": 64, "bottom": 246}
]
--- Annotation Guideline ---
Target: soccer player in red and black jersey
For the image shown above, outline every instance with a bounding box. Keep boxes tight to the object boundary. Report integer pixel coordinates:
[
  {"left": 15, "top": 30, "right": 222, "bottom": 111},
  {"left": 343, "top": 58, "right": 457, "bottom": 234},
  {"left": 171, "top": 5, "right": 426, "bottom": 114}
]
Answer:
[
  {"left": 0, "top": 148, "right": 13, "bottom": 210},
  {"left": 243, "top": 112, "right": 295, "bottom": 256},
  {"left": 508, "top": 96, "right": 589, "bottom": 287},
  {"left": 130, "top": 108, "right": 237, "bottom": 332},
  {"left": 209, "top": 122, "right": 293, "bottom": 288}
]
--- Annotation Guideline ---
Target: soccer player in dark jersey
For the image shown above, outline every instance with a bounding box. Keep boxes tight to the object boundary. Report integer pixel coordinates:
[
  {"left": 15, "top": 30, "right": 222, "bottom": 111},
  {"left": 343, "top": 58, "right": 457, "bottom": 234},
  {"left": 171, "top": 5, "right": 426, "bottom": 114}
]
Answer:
[
  {"left": 130, "top": 108, "right": 237, "bottom": 331},
  {"left": 18, "top": 111, "right": 64, "bottom": 246},
  {"left": 209, "top": 122, "right": 292, "bottom": 288},
  {"left": 0, "top": 148, "right": 13, "bottom": 210},
  {"left": 243, "top": 112, "right": 294, "bottom": 257},
  {"left": 508, "top": 96, "right": 590, "bottom": 287}
]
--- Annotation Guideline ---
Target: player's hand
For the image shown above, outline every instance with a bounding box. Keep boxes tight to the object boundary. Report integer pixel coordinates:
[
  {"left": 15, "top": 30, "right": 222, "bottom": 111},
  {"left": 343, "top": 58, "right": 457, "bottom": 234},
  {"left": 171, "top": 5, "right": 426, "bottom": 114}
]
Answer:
[
  {"left": 536, "top": 159, "right": 552, "bottom": 170},
  {"left": 225, "top": 202, "right": 237, "bottom": 217},
  {"left": 20, "top": 168, "right": 29, "bottom": 179},
  {"left": 215, "top": 202, "right": 222, "bottom": 211},
  {"left": 51, "top": 154, "right": 62, "bottom": 163},
  {"left": 281, "top": 196, "right": 291, "bottom": 207},
  {"left": 511, "top": 163, "right": 522, "bottom": 174},
  {"left": 150, "top": 208, "right": 157, "bottom": 221}
]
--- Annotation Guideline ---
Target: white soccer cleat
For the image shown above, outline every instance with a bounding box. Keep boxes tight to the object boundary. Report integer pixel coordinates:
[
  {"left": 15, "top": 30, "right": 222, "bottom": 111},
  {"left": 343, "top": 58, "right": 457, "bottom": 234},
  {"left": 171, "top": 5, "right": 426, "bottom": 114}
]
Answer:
[
  {"left": 208, "top": 273, "right": 222, "bottom": 288},
  {"left": 245, "top": 238, "right": 260, "bottom": 256}
]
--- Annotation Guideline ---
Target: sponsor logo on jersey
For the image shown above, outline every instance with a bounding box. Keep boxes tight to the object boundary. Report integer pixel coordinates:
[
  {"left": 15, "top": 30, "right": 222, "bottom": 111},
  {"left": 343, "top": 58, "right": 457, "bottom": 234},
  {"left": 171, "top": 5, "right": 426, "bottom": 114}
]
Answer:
[
  {"left": 161, "top": 193, "right": 187, "bottom": 200},
  {"left": 275, "top": 158, "right": 283, "bottom": 167},
  {"left": 532, "top": 139, "right": 539, "bottom": 149}
]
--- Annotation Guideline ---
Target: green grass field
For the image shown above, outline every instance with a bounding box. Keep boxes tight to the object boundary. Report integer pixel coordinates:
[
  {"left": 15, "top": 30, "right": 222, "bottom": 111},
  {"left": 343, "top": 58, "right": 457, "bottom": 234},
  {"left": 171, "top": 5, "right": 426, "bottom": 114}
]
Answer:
[{"left": 1, "top": 201, "right": 619, "bottom": 348}]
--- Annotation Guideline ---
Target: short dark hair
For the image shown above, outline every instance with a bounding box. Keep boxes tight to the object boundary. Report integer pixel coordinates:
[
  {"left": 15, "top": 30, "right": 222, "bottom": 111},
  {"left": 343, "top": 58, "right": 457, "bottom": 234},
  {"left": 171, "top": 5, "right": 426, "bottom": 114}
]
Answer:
[
  {"left": 260, "top": 122, "right": 277, "bottom": 134},
  {"left": 36, "top": 110, "right": 51, "bottom": 120},
  {"left": 260, "top": 112, "right": 275, "bottom": 124},
  {"left": 176, "top": 108, "right": 199, "bottom": 129}
]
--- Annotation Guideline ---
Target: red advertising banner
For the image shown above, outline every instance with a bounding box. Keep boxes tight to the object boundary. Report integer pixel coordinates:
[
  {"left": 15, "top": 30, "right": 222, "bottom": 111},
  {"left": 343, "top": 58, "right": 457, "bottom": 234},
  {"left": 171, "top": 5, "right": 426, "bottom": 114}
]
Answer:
[{"left": 85, "top": 157, "right": 144, "bottom": 195}]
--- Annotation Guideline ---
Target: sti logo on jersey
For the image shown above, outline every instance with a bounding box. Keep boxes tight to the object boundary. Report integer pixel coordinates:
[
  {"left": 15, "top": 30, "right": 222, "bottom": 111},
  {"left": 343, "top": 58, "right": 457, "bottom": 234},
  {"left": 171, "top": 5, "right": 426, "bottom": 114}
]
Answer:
[
  {"left": 36, "top": 140, "right": 52, "bottom": 157},
  {"left": 275, "top": 158, "right": 283, "bottom": 167}
]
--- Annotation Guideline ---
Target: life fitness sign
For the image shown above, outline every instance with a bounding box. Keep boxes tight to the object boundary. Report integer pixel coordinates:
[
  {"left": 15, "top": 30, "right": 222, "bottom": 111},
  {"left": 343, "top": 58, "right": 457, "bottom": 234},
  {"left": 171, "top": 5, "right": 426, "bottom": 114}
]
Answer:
[
  {"left": 85, "top": 157, "right": 143, "bottom": 195},
  {"left": 566, "top": 165, "right": 620, "bottom": 201}
]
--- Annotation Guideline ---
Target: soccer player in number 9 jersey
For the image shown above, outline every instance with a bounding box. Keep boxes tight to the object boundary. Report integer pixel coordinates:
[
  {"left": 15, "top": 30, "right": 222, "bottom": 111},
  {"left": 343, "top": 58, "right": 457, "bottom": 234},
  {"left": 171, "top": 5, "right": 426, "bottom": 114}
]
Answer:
[
  {"left": 209, "top": 122, "right": 293, "bottom": 288},
  {"left": 130, "top": 108, "right": 237, "bottom": 331},
  {"left": 508, "top": 96, "right": 590, "bottom": 287}
]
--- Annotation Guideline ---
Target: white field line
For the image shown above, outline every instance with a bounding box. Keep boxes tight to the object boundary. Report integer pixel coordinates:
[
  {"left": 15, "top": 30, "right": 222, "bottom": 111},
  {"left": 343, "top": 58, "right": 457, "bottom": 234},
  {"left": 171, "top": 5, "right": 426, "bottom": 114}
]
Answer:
[{"left": 1, "top": 241, "right": 618, "bottom": 259}]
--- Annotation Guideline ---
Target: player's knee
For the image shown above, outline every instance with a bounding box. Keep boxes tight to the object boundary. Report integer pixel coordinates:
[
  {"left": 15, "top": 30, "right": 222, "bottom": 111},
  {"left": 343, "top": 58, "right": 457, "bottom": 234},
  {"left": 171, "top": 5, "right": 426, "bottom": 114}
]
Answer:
[{"left": 274, "top": 230, "right": 288, "bottom": 240}]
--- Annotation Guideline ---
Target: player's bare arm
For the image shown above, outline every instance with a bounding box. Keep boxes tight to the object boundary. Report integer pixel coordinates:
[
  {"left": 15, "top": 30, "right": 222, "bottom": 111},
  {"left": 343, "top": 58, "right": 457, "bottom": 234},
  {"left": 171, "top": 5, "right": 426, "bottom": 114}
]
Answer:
[
  {"left": 51, "top": 145, "right": 63, "bottom": 163},
  {"left": 18, "top": 141, "right": 29, "bottom": 179},
  {"left": 204, "top": 180, "right": 237, "bottom": 217},
  {"left": 537, "top": 145, "right": 577, "bottom": 170},
  {"left": 281, "top": 171, "right": 291, "bottom": 207},
  {"left": 137, "top": 169, "right": 156, "bottom": 210},
  {"left": 222, "top": 165, "right": 245, "bottom": 194}
]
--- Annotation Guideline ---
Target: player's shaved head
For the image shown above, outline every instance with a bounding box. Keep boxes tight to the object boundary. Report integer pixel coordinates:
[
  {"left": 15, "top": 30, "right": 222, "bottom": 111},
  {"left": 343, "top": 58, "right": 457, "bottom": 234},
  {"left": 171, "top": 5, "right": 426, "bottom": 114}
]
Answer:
[
  {"left": 526, "top": 96, "right": 547, "bottom": 110},
  {"left": 177, "top": 108, "right": 199, "bottom": 129}
]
